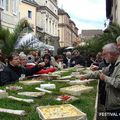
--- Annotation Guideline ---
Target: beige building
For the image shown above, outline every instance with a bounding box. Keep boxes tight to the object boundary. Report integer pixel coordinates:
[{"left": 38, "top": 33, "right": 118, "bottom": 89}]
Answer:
[
  {"left": 36, "top": 0, "right": 59, "bottom": 53},
  {"left": 19, "top": 0, "right": 38, "bottom": 33},
  {"left": 80, "top": 29, "right": 103, "bottom": 42},
  {"left": 0, "top": 0, "right": 38, "bottom": 33},
  {"left": 106, "top": 0, "right": 120, "bottom": 24},
  {"left": 0, "top": 0, "right": 19, "bottom": 32},
  {"left": 58, "top": 8, "right": 79, "bottom": 47}
]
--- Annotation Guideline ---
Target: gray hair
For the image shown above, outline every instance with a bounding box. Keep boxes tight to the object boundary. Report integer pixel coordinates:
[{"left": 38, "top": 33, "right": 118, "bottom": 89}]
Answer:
[
  {"left": 116, "top": 36, "right": 120, "bottom": 43},
  {"left": 103, "top": 43, "right": 120, "bottom": 54}
]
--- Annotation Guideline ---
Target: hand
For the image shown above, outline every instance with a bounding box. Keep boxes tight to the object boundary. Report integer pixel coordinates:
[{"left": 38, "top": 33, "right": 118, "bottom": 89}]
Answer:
[
  {"left": 99, "top": 73, "right": 106, "bottom": 81},
  {"left": 90, "top": 64, "right": 99, "bottom": 71},
  {"left": 19, "top": 74, "right": 25, "bottom": 81},
  {"left": 38, "top": 62, "right": 45, "bottom": 67},
  {"left": 80, "top": 75, "right": 87, "bottom": 80}
]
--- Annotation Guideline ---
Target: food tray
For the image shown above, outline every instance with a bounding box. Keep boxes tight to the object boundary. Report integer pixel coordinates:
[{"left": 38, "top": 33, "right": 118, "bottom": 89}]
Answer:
[
  {"left": 59, "top": 75, "right": 73, "bottom": 80},
  {"left": 19, "top": 80, "right": 44, "bottom": 85},
  {"left": 38, "top": 74, "right": 60, "bottom": 80},
  {"left": 18, "top": 92, "right": 45, "bottom": 97},
  {"left": 60, "top": 85, "right": 93, "bottom": 96},
  {"left": 69, "top": 79, "right": 96, "bottom": 85},
  {"left": 36, "top": 104, "right": 87, "bottom": 120},
  {"left": 0, "top": 90, "right": 8, "bottom": 99}
]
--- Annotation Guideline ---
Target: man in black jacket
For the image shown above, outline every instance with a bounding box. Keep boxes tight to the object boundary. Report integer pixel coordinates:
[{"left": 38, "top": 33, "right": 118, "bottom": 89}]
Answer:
[
  {"left": 0, "top": 53, "right": 45, "bottom": 86},
  {"left": 70, "top": 50, "right": 85, "bottom": 67}
]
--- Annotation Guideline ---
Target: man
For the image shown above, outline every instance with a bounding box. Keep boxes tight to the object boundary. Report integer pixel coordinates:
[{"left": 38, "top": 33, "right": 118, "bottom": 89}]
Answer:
[
  {"left": 80, "top": 43, "right": 120, "bottom": 120},
  {"left": 0, "top": 53, "right": 45, "bottom": 86},
  {"left": 70, "top": 50, "right": 85, "bottom": 67},
  {"left": 63, "top": 51, "right": 72, "bottom": 68}
]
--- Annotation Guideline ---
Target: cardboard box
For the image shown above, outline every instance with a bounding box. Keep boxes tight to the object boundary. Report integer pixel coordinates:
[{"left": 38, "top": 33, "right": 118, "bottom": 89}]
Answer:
[
  {"left": 19, "top": 80, "right": 44, "bottom": 85},
  {"left": 36, "top": 104, "right": 87, "bottom": 120},
  {"left": 69, "top": 79, "right": 96, "bottom": 85},
  {"left": 60, "top": 85, "right": 93, "bottom": 96},
  {"left": 0, "top": 90, "right": 8, "bottom": 99},
  {"left": 18, "top": 92, "right": 45, "bottom": 97}
]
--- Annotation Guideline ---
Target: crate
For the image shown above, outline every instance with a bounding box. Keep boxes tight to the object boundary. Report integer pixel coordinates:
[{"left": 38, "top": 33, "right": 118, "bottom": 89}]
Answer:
[
  {"left": 39, "top": 74, "right": 60, "bottom": 80},
  {"left": 18, "top": 92, "right": 45, "bottom": 97},
  {"left": 0, "top": 90, "right": 8, "bottom": 99},
  {"left": 59, "top": 75, "right": 73, "bottom": 80},
  {"left": 60, "top": 85, "right": 93, "bottom": 96},
  {"left": 19, "top": 80, "right": 44, "bottom": 85},
  {"left": 36, "top": 104, "right": 87, "bottom": 120},
  {"left": 69, "top": 79, "right": 96, "bottom": 85}
]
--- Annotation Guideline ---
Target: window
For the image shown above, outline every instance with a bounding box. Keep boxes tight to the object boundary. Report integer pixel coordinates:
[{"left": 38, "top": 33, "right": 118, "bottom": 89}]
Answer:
[
  {"left": 5, "top": 0, "right": 9, "bottom": 11},
  {"left": 0, "top": 0, "right": 9, "bottom": 11},
  {"left": 28, "top": 10, "right": 32, "bottom": 18},
  {"left": 46, "top": 18, "right": 48, "bottom": 31},
  {"left": 0, "top": 0, "right": 4, "bottom": 9},
  {"left": 13, "top": 0, "right": 17, "bottom": 15}
]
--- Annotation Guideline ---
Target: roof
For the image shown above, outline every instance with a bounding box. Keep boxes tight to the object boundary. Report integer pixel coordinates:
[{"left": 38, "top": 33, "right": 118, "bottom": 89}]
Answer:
[
  {"left": 22, "top": 0, "right": 39, "bottom": 7},
  {"left": 81, "top": 30, "right": 103, "bottom": 36},
  {"left": 58, "top": 8, "right": 70, "bottom": 18},
  {"left": 69, "top": 20, "right": 75, "bottom": 26}
]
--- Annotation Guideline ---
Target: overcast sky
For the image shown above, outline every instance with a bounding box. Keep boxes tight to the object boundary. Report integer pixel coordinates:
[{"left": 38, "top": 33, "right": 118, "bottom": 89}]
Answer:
[{"left": 58, "top": 0, "right": 106, "bottom": 33}]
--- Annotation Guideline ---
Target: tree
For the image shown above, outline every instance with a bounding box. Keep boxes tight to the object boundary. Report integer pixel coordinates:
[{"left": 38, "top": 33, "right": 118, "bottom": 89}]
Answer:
[
  {"left": 77, "top": 23, "right": 120, "bottom": 57},
  {"left": 0, "top": 19, "right": 32, "bottom": 54}
]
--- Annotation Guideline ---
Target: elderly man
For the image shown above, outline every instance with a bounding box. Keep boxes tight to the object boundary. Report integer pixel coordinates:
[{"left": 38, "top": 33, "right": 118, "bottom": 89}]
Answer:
[
  {"left": 80, "top": 43, "right": 120, "bottom": 120},
  {"left": 0, "top": 53, "right": 45, "bottom": 86}
]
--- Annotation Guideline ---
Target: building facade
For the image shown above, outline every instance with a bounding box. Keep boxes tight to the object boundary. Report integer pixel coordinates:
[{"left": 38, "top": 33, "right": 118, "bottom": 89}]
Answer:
[
  {"left": 36, "top": 0, "right": 59, "bottom": 53},
  {"left": 19, "top": 0, "right": 38, "bottom": 33},
  {"left": 80, "top": 30, "right": 103, "bottom": 42},
  {"left": 0, "top": 0, "right": 19, "bottom": 32},
  {"left": 106, "top": 0, "right": 120, "bottom": 24},
  {"left": 58, "top": 8, "right": 79, "bottom": 47}
]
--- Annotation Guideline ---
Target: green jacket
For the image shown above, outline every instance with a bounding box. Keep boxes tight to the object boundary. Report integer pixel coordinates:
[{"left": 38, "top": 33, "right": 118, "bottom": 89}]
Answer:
[{"left": 85, "top": 56, "right": 120, "bottom": 110}]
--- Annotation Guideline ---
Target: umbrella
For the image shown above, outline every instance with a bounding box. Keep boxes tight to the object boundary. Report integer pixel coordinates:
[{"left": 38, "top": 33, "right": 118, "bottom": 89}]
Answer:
[{"left": 65, "top": 46, "right": 74, "bottom": 50}]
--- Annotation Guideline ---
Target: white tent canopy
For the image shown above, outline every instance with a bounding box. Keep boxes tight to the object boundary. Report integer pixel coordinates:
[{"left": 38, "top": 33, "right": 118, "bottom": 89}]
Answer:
[{"left": 15, "top": 33, "right": 54, "bottom": 51}]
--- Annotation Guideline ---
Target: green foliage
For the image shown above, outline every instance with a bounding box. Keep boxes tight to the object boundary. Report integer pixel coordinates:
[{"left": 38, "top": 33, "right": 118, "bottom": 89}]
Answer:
[
  {"left": 0, "top": 19, "right": 32, "bottom": 55},
  {"left": 14, "top": 18, "right": 32, "bottom": 39},
  {"left": 0, "top": 70, "right": 97, "bottom": 120}
]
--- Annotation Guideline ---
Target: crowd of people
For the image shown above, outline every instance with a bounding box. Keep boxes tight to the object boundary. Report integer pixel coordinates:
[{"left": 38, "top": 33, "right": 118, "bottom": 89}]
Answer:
[
  {"left": 0, "top": 48, "right": 87, "bottom": 85},
  {"left": 1, "top": 36, "right": 120, "bottom": 120}
]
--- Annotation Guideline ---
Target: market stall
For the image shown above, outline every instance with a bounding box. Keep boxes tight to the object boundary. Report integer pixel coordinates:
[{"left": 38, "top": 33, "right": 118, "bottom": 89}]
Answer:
[{"left": 0, "top": 67, "right": 98, "bottom": 120}]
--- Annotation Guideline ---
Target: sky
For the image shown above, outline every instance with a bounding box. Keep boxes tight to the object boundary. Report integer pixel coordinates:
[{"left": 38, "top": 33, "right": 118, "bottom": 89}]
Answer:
[{"left": 58, "top": 0, "right": 106, "bottom": 33}]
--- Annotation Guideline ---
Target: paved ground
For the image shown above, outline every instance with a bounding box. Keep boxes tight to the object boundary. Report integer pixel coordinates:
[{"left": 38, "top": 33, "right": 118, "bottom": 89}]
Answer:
[{"left": 97, "top": 96, "right": 107, "bottom": 120}]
